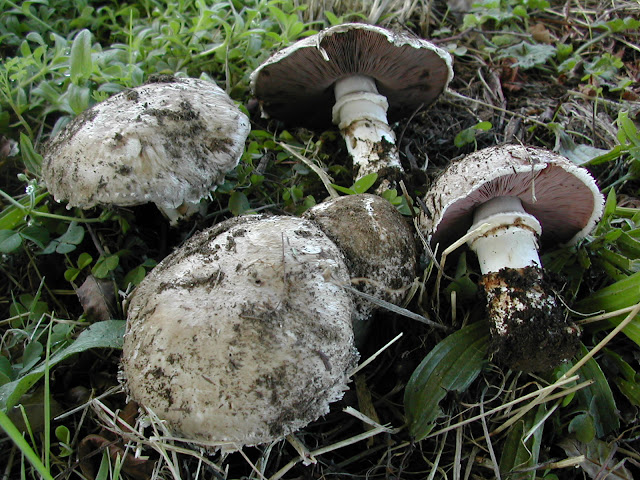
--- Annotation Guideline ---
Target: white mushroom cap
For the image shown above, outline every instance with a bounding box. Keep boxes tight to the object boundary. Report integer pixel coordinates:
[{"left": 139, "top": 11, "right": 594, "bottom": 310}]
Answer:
[
  {"left": 420, "top": 144, "right": 604, "bottom": 252},
  {"left": 303, "top": 194, "right": 416, "bottom": 341},
  {"left": 250, "top": 23, "right": 453, "bottom": 129},
  {"left": 42, "top": 76, "right": 250, "bottom": 221},
  {"left": 121, "top": 215, "right": 358, "bottom": 450}
]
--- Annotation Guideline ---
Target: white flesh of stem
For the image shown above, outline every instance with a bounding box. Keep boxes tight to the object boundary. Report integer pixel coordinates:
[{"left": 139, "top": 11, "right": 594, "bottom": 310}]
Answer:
[
  {"left": 332, "top": 75, "right": 402, "bottom": 181},
  {"left": 467, "top": 196, "right": 542, "bottom": 274}
]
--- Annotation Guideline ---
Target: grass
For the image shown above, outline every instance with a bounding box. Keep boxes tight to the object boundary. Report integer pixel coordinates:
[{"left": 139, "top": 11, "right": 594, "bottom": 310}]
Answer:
[{"left": 1, "top": 0, "right": 639, "bottom": 478}]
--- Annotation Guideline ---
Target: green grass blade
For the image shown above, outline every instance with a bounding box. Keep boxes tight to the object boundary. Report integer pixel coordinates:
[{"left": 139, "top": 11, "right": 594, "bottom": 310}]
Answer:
[{"left": 0, "top": 409, "right": 55, "bottom": 480}]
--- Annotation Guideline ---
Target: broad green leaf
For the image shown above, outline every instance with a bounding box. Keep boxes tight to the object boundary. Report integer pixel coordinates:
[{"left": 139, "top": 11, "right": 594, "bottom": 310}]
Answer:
[
  {"left": 574, "top": 271, "right": 640, "bottom": 346},
  {"left": 405, "top": 322, "right": 489, "bottom": 441},
  {"left": 70, "top": 29, "right": 92, "bottom": 83},
  {"left": 0, "top": 320, "right": 126, "bottom": 412}
]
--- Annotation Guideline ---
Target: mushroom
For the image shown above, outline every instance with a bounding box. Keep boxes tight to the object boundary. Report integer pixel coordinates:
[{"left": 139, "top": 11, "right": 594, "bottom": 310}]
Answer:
[
  {"left": 420, "top": 144, "right": 604, "bottom": 372},
  {"left": 303, "top": 194, "right": 417, "bottom": 342},
  {"left": 121, "top": 215, "right": 358, "bottom": 450},
  {"left": 250, "top": 23, "right": 453, "bottom": 187},
  {"left": 42, "top": 76, "right": 250, "bottom": 225}
]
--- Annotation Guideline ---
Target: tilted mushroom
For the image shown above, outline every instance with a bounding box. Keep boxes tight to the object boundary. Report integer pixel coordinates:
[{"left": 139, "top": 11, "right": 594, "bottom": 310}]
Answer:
[
  {"left": 250, "top": 23, "right": 453, "bottom": 187},
  {"left": 420, "top": 144, "right": 604, "bottom": 372},
  {"left": 304, "top": 194, "right": 417, "bottom": 342},
  {"left": 42, "top": 76, "right": 250, "bottom": 225},
  {"left": 121, "top": 215, "right": 358, "bottom": 450}
]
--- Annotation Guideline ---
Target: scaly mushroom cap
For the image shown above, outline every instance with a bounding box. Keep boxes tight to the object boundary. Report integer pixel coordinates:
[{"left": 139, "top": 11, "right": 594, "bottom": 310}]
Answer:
[
  {"left": 250, "top": 23, "right": 453, "bottom": 128},
  {"left": 42, "top": 76, "right": 250, "bottom": 213},
  {"left": 304, "top": 194, "right": 416, "bottom": 338},
  {"left": 420, "top": 144, "right": 604, "bottom": 252},
  {"left": 121, "top": 215, "right": 358, "bottom": 451}
]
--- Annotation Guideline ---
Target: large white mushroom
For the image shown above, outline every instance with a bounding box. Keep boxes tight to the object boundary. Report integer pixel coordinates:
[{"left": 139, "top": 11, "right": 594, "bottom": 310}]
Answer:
[
  {"left": 121, "top": 215, "right": 358, "bottom": 450},
  {"left": 42, "top": 76, "right": 250, "bottom": 224},
  {"left": 304, "top": 194, "right": 418, "bottom": 342},
  {"left": 250, "top": 23, "right": 453, "bottom": 187},
  {"left": 420, "top": 144, "right": 604, "bottom": 372}
]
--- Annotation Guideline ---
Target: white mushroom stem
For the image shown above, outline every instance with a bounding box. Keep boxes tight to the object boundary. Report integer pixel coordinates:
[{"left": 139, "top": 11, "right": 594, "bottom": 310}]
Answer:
[
  {"left": 158, "top": 200, "right": 203, "bottom": 226},
  {"left": 332, "top": 75, "right": 402, "bottom": 182},
  {"left": 466, "top": 196, "right": 542, "bottom": 274}
]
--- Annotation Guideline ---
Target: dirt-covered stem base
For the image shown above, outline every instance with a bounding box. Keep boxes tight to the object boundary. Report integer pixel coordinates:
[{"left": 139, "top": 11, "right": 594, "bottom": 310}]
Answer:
[{"left": 480, "top": 266, "right": 580, "bottom": 373}]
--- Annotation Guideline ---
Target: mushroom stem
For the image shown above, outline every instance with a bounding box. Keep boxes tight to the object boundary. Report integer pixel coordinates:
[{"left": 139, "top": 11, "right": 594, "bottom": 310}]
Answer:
[
  {"left": 332, "top": 75, "right": 402, "bottom": 183},
  {"left": 465, "top": 196, "right": 579, "bottom": 372},
  {"left": 466, "top": 196, "right": 542, "bottom": 274},
  {"left": 157, "top": 200, "right": 203, "bottom": 226}
]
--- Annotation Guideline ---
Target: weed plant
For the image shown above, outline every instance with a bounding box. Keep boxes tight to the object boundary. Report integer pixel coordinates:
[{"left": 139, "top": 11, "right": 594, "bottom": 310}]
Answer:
[{"left": 1, "top": 0, "right": 639, "bottom": 479}]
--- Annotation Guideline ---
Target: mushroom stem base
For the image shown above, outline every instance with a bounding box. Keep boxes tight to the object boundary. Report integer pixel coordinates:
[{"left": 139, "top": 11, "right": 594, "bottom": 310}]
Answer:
[
  {"left": 480, "top": 266, "right": 580, "bottom": 372},
  {"left": 342, "top": 120, "right": 402, "bottom": 182}
]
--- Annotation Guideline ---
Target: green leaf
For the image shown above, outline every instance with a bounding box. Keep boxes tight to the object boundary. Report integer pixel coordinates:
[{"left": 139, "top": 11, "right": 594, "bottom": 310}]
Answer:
[
  {"left": 0, "top": 230, "right": 22, "bottom": 253},
  {"left": 19, "top": 341, "right": 44, "bottom": 375},
  {"left": 569, "top": 413, "right": 596, "bottom": 443},
  {"left": 228, "top": 191, "right": 250, "bottom": 216},
  {"left": 60, "top": 223, "right": 84, "bottom": 244},
  {"left": 574, "top": 271, "right": 640, "bottom": 346},
  {"left": 0, "top": 320, "right": 126, "bottom": 412},
  {"left": 64, "top": 268, "right": 80, "bottom": 283},
  {"left": 330, "top": 184, "right": 356, "bottom": 195},
  {"left": 20, "top": 225, "right": 49, "bottom": 248},
  {"left": 77, "top": 252, "right": 93, "bottom": 270},
  {"left": 123, "top": 266, "right": 146, "bottom": 287},
  {"left": 70, "top": 29, "right": 92, "bottom": 83},
  {"left": 92, "top": 254, "right": 120, "bottom": 278},
  {"left": 604, "top": 349, "right": 640, "bottom": 406},
  {"left": 454, "top": 128, "right": 476, "bottom": 148},
  {"left": 404, "top": 322, "right": 489, "bottom": 440},
  {"left": 499, "top": 42, "right": 557, "bottom": 69},
  {"left": 19, "top": 133, "right": 43, "bottom": 176},
  {"left": 351, "top": 173, "right": 378, "bottom": 194},
  {"left": 559, "top": 345, "right": 619, "bottom": 437},
  {"left": 499, "top": 404, "right": 547, "bottom": 479}
]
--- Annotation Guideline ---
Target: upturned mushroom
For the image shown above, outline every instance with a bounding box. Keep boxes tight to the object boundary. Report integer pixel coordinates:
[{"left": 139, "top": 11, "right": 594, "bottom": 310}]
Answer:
[
  {"left": 121, "top": 215, "right": 358, "bottom": 450},
  {"left": 304, "top": 193, "right": 417, "bottom": 342},
  {"left": 250, "top": 23, "right": 453, "bottom": 187},
  {"left": 420, "top": 144, "right": 604, "bottom": 372},
  {"left": 42, "top": 76, "right": 250, "bottom": 225}
]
